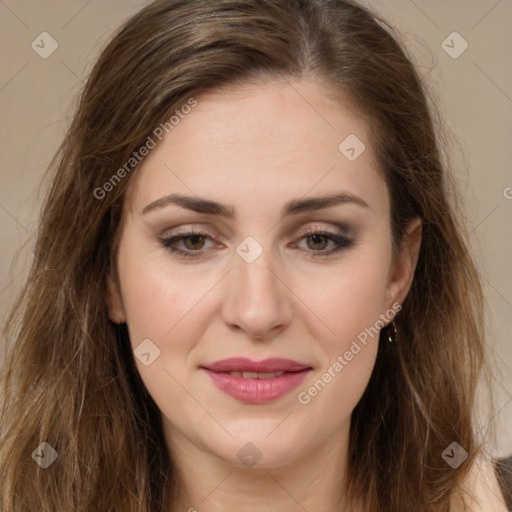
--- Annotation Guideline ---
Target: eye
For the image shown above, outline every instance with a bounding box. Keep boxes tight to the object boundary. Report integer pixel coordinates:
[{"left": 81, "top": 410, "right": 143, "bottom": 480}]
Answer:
[
  {"left": 159, "top": 229, "right": 217, "bottom": 259},
  {"left": 159, "top": 226, "right": 354, "bottom": 259},
  {"left": 292, "top": 227, "right": 354, "bottom": 257}
]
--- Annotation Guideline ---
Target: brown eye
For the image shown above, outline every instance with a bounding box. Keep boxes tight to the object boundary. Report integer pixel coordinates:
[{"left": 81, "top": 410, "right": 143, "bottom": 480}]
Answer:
[
  {"left": 182, "top": 234, "right": 207, "bottom": 251},
  {"left": 160, "top": 230, "right": 216, "bottom": 259},
  {"left": 293, "top": 229, "right": 354, "bottom": 258},
  {"left": 306, "top": 234, "right": 330, "bottom": 251}
]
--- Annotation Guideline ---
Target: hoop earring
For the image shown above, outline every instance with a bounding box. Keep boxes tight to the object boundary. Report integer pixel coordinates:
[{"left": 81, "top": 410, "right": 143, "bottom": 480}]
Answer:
[{"left": 387, "top": 320, "right": 398, "bottom": 343}]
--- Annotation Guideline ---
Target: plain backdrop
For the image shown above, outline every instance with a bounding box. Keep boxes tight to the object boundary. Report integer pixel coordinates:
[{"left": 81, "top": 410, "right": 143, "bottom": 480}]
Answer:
[{"left": 0, "top": 0, "right": 510, "bottom": 456}]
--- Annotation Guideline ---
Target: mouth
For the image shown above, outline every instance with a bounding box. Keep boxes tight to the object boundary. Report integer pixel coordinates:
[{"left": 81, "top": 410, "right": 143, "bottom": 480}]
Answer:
[
  {"left": 216, "top": 370, "right": 290, "bottom": 379},
  {"left": 201, "top": 357, "right": 312, "bottom": 374},
  {"left": 200, "top": 358, "right": 312, "bottom": 403}
]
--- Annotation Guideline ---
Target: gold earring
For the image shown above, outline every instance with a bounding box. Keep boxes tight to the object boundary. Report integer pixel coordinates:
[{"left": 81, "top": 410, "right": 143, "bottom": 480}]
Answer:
[{"left": 387, "top": 321, "right": 398, "bottom": 343}]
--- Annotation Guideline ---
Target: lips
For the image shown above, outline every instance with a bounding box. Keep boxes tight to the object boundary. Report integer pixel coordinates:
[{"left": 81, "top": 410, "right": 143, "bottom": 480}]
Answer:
[
  {"left": 201, "top": 357, "right": 311, "bottom": 373},
  {"left": 201, "top": 357, "right": 312, "bottom": 403}
]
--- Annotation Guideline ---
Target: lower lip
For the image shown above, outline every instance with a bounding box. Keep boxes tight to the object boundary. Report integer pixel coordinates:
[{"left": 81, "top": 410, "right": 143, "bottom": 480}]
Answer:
[{"left": 202, "top": 369, "right": 311, "bottom": 403}]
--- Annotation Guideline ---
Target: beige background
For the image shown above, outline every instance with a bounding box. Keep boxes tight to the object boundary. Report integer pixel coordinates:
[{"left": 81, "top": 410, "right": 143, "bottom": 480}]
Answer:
[{"left": 1, "top": 1, "right": 511, "bottom": 455}]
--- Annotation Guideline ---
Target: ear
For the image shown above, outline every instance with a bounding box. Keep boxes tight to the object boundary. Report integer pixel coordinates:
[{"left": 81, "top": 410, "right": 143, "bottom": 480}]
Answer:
[
  {"left": 106, "top": 273, "right": 127, "bottom": 323},
  {"left": 384, "top": 217, "right": 422, "bottom": 313}
]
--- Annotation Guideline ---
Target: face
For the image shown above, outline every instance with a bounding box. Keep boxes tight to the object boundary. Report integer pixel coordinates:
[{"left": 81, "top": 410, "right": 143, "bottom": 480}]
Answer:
[{"left": 107, "top": 79, "right": 421, "bottom": 470}]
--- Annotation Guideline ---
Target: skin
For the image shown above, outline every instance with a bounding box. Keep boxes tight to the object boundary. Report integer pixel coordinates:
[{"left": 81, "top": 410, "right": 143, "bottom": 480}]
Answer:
[{"left": 107, "top": 78, "right": 423, "bottom": 511}]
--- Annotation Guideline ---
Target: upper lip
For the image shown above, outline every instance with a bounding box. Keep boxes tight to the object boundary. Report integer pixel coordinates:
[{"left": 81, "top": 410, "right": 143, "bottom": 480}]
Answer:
[{"left": 201, "top": 357, "right": 312, "bottom": 373}]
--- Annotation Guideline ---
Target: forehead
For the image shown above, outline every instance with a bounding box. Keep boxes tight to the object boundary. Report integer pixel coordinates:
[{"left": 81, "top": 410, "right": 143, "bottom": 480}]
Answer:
[{"left": 125, "top": 79, "right": 388, "bottom": 217}]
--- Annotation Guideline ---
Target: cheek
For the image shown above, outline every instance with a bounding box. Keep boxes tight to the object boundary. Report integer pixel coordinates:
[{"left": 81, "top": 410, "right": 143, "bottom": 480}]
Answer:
[
  {"left": 293, "top": 252, "right": 389, "bottom": 404},
  {"left": 302, "top": 250, "right": 391, "bottom": 348},
  {"left": 292, "top": 276, "right": 386, "bottom": 437},
  {"left": 116, "top": 251, "right": 212, "bottom": 423},
  {"left": 117, "top": 243, "right": 212, "bottom": 345}
]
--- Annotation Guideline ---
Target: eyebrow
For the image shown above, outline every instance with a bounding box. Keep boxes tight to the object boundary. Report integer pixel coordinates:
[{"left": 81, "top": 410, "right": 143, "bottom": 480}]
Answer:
[{"left": 141, "top": 191, "right": 370, "bottom": 218}]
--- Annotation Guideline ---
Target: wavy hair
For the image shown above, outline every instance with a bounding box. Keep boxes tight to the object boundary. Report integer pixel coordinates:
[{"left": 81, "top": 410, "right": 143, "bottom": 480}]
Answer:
[{"left": 0, "top": 0, "right": 493, "bottom": 510}]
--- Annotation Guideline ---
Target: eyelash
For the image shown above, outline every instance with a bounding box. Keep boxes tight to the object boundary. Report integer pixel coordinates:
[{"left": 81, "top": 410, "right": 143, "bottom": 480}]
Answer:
[{"left": 158, "top": 227, "right": 354, "bottom": 260}]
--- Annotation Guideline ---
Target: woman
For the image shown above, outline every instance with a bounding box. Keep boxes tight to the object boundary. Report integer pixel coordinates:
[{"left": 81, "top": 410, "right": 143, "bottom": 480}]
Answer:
[{"left": 0, "top": 0, "right": 509, "bottom": 510}]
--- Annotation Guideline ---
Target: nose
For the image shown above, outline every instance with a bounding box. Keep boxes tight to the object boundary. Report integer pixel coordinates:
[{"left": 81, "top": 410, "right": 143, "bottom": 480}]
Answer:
[{"left": 221, "top": 247, "right": 293, "bottom": 341}]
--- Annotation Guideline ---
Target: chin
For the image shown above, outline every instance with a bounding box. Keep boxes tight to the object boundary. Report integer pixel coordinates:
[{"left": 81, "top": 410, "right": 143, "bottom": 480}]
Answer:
[{"left": 206, "top": 426, "right": 313, "bottom": 470}]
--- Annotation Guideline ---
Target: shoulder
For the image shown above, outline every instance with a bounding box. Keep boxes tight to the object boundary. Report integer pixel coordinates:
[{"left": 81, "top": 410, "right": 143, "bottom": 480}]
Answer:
[{"left": 451, "top": 454, "right": 509, "bottom": 512}]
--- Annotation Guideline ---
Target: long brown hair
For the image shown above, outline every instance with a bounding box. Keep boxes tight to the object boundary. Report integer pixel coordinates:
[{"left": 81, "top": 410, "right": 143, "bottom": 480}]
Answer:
[{"left": 0, "top": 0, "right": 493, "bottom": 510}]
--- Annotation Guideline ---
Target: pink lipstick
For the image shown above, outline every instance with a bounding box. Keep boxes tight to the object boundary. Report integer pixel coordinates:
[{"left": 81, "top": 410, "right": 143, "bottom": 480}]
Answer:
[{"left": 201, "top": 357, "right": 312, "bottom": 403}]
